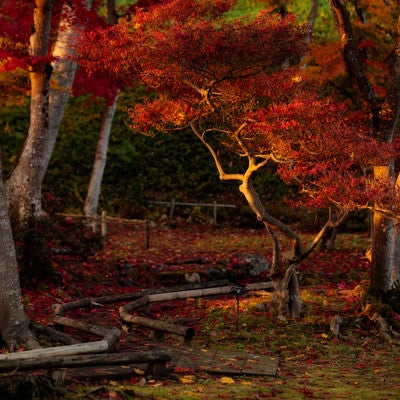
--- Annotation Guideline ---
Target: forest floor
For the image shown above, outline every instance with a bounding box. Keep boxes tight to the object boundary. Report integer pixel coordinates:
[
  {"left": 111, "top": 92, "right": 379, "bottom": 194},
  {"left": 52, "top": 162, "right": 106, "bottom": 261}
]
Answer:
[{"left": 22, "top": 221, "right": 400, "bottom": 399}]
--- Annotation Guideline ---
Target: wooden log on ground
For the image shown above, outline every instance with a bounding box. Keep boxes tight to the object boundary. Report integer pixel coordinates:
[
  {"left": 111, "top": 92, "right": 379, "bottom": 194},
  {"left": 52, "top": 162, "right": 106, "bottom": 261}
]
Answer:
[
  {"left": 53, "top": 316, "right": 121, "bottom": 351},
  {"left": 31, "top": 322, "right": 81, "bottom": 345},
  {"left": 0, "top": 350, "right": 170, "bottom": 371},
  {"left": 121, "top": 282, "right": 273, "bottom": 314},
  {"left": 120, "top": 281, "right": 273, "bottom": 340},
  {"left": 53, "top": 298, "right": 96, "bottom": 316},
  {"left": 120, "top": 314, "right": 195, "bottom": 340},
  {"left": 59, "top": 362, "right": 167, "bottom": 381},
  {"left": 144, "top": 281, "right": 274, "bottom": 303},
  {"left": 0, "top": 340, "right": 110, "bottom": 362},
  {"left": 121, "top": 295, "right": 151, "bottom": 314},
  {"left": 53, "top": 280, "right": 230, "bottom": 314}
]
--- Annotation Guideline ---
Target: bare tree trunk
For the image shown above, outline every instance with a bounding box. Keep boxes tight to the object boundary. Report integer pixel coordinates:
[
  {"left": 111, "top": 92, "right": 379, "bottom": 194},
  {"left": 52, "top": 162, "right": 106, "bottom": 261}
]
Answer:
[
  {"left": 84, "top": 92, "right": 119, "bottom": 217},
  {"left": 0, "top": 161, "right": 37, "bottom": 350},
  {"left": 371, "top": 166, "right": 397, "bottom": 291},
  {"left": 6, "top": 0, "right": 93, "bottom": 219},
  {"left": 6, "top": 0, "right": 53, "bottom": 218},
  {"left": 45, "top": 0, "right": 94, "bottom": 169},
  {"left": 84, "top": 0, "right": 119, "bottom": 218},
  {"left": 238, "top": 177, "right": 302, "bottom": 319}
]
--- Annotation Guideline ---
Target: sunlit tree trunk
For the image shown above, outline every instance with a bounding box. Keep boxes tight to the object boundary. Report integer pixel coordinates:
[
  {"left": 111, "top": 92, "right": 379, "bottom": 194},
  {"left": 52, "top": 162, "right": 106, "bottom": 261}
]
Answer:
[
  {"left": 238, "top": 178, "right": 302, "bottom": 318},
  {"left": 5, "top": 0, "right": 53, "bottom": 218},
  {"left": 0, "top": 160, "right": 37, "bottom": 350},
  {"left": 6, "top": 0, "right": 93, "bottom": 219},
  {"left": 45, "top": 0, "right": 94, "bottom": 169},
  {"left": 84, "top": 0, "right": 119, "bottom": 219},
  {"left": 84, "top": 92, "right": 119, "bottom": 218},
  {"left": 370, "top": 166, "right": 397, "bottom": 291}
]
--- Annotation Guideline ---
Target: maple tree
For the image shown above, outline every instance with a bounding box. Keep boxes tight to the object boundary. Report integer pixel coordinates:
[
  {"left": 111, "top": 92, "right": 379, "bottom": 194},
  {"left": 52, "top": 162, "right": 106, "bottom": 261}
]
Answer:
[
  {"left": 76, "top": 0, "right": 400, "bottom": 325},
  {"left": 77, "top": 0, "right": 367, "bottom": 318}
]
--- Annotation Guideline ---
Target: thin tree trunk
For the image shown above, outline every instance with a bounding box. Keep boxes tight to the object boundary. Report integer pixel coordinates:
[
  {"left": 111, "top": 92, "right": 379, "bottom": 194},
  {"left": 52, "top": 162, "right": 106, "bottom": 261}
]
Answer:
[
  {"left": 45, "top": 1, "right": 94, "bottom": 169},
  {"left": 84, "top": 0, "right": 119, "bottom": 218},
  {"left": 0, "top": 160, "right": 37, "bottom": 350},
  {"left": 6, "top": 0, "right": 53, "bottom": 218},
  {"left": 84, "top": 92, "right": 119, "bottom": 218}
]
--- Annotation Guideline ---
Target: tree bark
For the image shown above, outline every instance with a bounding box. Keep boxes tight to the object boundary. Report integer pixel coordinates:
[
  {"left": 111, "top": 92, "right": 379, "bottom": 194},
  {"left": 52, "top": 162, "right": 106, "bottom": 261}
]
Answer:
[
  {"left": 0, "top": 350, "right": 170, "bottom": 371},
  {"left": 6, "top": 0, "right": 94, "bottom": 219},
  {"left": 0, "top": 161, "right": 37, "bottom": 349},
  {"left": 45, "top": 0, "right": 94, "bottom": 170},
  {"left": 6, "top": 0, "right": 53, "bottom": 218},
  {"left": 371, "top": 166, "right": 397, "bottom": 291},
  {"left": 84, "top": 91, "right": 119, "bottom": 218}
]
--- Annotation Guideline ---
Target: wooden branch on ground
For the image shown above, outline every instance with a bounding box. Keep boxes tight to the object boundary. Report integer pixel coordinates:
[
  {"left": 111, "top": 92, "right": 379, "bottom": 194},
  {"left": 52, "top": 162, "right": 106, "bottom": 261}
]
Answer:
[
  {"left": 53, "top": 316, "right": 121, "bottom": 351},
  {"left": 120, "top": 281, "right": 273, "bottom": 339},
  {"left": 0, "top": 341, "right": 111, "bottom": 362},
  {"left": 31, "top": 322, "right": 81, "bottom": 345},
  {"left": 121, "top": 315, "right": 195, "bottom": 340},
  {"left": 0, "top": 350, "right": 170, "bottom": 371},
  {"left": 54, "top": 280, "right": 230, "bottom": 315}
]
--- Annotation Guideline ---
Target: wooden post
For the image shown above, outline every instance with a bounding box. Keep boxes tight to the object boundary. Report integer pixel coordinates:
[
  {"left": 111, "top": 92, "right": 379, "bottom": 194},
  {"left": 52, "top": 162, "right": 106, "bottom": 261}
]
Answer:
[
  {"left": 89, "top": 214, "right": 99, "bottom": 234},
  {"left": 145, "top": 220, "right": 150, "bottom": 249},
  {"left": 168, "top": 199, "right": 176, "bottom": 224},
  {"left": 101, "top": 211, "right": 107, "bottom": 238}
]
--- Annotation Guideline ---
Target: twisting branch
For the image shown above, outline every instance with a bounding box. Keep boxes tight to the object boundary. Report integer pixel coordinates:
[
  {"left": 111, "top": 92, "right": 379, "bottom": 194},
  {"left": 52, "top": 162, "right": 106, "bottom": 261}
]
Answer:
[
  {"left": 190, "top": 123, "right": 243, "bottom": 182},
  {"left": 265, "top": 224, "right": 280, "bottom": 272},
  {"left": 291, "top": 209, "right": 349, "bottom": 264}
]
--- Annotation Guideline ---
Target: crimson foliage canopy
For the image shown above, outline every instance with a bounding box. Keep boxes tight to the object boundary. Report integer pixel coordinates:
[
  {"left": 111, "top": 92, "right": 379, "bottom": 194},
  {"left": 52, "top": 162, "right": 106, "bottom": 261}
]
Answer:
[{"left": 78, "top": 0, "right": 391, "bottom": 212}]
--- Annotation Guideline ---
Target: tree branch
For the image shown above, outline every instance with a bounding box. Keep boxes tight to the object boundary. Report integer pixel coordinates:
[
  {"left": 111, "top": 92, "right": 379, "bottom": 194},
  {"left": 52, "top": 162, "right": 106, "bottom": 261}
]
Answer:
[
  {"left": 329, "top": 0, "right": 380, "bottom": 126},
  {"left": 190, "top": 123, "right": 243, "bottom": 181}
]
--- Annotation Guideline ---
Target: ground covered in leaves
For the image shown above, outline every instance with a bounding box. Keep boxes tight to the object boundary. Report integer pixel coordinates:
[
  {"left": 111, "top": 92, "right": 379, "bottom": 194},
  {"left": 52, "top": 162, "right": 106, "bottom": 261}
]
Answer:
[{"left": 21, "top": 221, "right": 400, "bottom": 399}]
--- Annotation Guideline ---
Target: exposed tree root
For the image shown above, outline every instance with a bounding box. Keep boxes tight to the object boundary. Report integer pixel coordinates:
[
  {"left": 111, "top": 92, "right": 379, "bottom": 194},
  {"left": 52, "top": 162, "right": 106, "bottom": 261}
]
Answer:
[
  {"left": 0, "top": 373, "right": 65, "bottom": 400},
  {"left": 3, "top": 327, "right": 41, "bottom": 353},
  {"left": 330, "top": 307, "right": 400, "bottom": 344}
]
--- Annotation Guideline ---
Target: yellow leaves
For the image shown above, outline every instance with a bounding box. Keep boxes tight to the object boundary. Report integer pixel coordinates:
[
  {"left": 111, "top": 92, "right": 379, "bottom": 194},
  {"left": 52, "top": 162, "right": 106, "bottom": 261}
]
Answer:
[
  {"left": 179, "top": 375, "right": 196, "bottom": 384},
  {"left": 220, "top": 376, "right": 235, "bottom": 384}
]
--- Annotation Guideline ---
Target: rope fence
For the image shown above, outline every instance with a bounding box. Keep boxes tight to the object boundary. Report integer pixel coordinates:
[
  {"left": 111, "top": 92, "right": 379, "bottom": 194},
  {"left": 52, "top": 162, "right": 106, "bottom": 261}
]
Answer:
[{"left": 149, "top": 199, "right": 236, "bottom": 225}]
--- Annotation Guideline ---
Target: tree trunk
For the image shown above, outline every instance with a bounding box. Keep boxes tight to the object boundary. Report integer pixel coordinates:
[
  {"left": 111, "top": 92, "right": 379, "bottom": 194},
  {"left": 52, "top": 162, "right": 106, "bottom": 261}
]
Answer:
[
  {"left": 0, "top": 161, "right": 37, "bottom": 350},
  {"left": 6, "top": 0, "right": 93, "bottom": 219},
  {"left": 370, "top": 165, "right": 397, "bottom": 292},
  {"left": 84, "top": 92, "right": 119, "bottom": 218},
  {"left": 45, "top": 0, "right": 94, "bottom": 170},
  {"left": 238, "top": 178, "right": 302, "bottom": 318},
  {"left": 6, "top": 0, "right": 53, "bottom": 218}
]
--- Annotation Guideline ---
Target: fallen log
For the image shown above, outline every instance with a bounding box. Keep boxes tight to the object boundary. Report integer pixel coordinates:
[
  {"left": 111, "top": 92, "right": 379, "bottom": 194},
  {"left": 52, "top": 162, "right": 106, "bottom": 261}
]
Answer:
[
  {"left": 53, "top": 316, "right": 120, "bottom": 351},
  {"left": 122, "top": 281, "right": 273, "bottom": 312},
  {"left": 31, "top": 322, "right": 81, "bottom": 345},
  {"left": 0, "top": 350, "right": 170, "bottom": 371},
  {"left": 54, "top": 280, "right": 230, "bottom": 315},
  {"left": 0, "top": 340, "right": 110, "bottom": 362},
  {"left": 120, "top": 315, "right": 195, "bottom": 340},
  {"left": 120, "top": 281, "right": 273, "bottom": 339}
]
